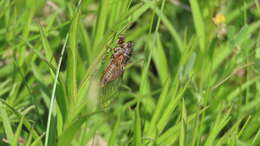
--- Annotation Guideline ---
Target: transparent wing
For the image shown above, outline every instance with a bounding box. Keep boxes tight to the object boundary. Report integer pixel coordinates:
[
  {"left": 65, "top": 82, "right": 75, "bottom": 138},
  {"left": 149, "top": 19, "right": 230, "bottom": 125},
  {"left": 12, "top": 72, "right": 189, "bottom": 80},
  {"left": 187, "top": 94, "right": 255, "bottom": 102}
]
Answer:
[{"left": 98, "top": 61, "right": 125, "bottom": 110}]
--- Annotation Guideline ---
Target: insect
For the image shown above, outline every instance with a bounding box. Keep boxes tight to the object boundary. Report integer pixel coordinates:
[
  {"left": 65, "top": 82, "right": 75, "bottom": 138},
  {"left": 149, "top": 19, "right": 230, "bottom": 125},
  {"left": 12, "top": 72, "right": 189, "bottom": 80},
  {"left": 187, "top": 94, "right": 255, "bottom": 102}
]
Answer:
[{"left": 101, "top": 36, "right": 133, "bottom": 87}]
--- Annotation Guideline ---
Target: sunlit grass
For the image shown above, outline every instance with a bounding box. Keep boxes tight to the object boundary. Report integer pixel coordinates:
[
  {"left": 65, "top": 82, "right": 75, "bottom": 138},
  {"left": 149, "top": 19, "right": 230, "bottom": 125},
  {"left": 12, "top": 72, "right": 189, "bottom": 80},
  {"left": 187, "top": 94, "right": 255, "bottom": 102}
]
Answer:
[{"left": 0, "top": 0, "right": 260, "bottom": 145}]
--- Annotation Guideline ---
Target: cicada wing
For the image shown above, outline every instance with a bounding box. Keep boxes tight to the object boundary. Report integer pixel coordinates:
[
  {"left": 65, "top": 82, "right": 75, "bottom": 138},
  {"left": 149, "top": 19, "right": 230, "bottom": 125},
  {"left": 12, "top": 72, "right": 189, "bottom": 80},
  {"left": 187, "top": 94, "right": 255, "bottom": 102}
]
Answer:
[
  {"left": 98, "top": 80, "right": 122, "bottom": 110},
  {"left": 98, "top": 64, "right": 125, "bottom": 110}
]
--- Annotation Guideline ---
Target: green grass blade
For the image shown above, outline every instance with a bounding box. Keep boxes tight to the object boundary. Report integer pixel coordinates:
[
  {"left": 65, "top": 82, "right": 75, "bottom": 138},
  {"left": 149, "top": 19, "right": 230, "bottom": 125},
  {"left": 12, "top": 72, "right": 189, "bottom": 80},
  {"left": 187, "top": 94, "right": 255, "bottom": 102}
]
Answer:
[
  {"left": 227, "top": 76, "right": 260, "bottom": 101},
  {"left": 25, "top": 129, "right": 33, "bottom": 146},
  {"left": 146, "top": 0, "right": 184, "bottom": 52},
  {"left": 0, "top": 99, "right": 43, "bottom": 145},
  {"left": 44, "top": 34, "right": 69, "bottom": 146},
  {"left": 151, "top": 35, "right": 169, "bottom": 84},
  {"left": 204, "top": 109, "right": 231, "bottom": 146},
  {"left": 39, "top": 24, "right": 56, "bottom": 67},
  {"left": 156, "top": 107, "right": 207, "bottom": 145},
  {"left": 66, "top": 9, "right": 80, "bottom": 103},
  {"left": 0, "top": 102, "right": 14, "bottom": 144},
  {"left": 157, "top": 80, "right": 189, "bottom": 133},
  {"left": 57, "top": 111, "right": 100, "bottom": 146},
  {"left": 11, "top": 116, "right": 24, "bottom": 146},
  {"left": 146, "top": 81, "right": 169, "bottom": 136},
  {"left": 134, "top": 107, "right": 142, "bottom": 146},
  {"left": 189, "top": 0, "right": 205, "bottom": 52},
  {"left": 108, "top": 114, "right": 121, "bottom": 146},
  {"left": 79, "top": 22, "right": 91, "bottom": 62},
  {"left": 179, "top": 99, "right": 187, "bottom": 146},
  {"left": 93, "top": 0, "right": 109, "bottom": 54},
  {"left": 31, "top": 134, "right": 45, "bottom": 146}
]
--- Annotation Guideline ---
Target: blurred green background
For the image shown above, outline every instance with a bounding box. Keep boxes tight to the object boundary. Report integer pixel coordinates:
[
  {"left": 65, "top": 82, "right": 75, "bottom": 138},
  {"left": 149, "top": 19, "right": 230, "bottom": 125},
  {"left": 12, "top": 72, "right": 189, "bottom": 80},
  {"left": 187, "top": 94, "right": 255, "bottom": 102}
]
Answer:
[{"left": 0, "top": 0, "right": 260, "bottom": 145}]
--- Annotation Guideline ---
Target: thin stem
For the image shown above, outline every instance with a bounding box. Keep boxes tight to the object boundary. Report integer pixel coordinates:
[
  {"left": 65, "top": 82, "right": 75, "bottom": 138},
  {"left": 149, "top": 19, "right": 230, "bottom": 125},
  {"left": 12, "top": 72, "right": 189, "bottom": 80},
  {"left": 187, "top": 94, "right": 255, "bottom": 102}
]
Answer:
[{"left": 44, "top": 34, "right": 69, "bottom": 146}]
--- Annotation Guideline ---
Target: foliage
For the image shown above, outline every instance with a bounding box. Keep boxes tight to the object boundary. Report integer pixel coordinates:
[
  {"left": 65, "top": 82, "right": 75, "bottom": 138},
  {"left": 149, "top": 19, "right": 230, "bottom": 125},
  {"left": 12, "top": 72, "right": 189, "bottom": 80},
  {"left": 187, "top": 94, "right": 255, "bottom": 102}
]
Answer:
[{"left": 0, "top": 0, "right": 260, "bottom": 145}]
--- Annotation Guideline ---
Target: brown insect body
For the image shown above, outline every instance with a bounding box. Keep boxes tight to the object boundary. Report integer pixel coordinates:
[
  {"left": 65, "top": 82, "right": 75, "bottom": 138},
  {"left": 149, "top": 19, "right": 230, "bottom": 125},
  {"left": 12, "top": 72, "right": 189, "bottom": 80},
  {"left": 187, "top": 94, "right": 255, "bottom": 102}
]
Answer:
[{"left": 101, "top": 37, "right": 133, "bottom": 87}]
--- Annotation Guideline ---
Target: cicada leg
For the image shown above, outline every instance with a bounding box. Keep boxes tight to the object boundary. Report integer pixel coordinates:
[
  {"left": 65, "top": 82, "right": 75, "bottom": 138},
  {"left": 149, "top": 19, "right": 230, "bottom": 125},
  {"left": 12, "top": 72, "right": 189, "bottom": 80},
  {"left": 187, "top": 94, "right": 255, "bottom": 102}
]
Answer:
[{"left": 101, "top": 45, "right": 114, "bottom": 64}]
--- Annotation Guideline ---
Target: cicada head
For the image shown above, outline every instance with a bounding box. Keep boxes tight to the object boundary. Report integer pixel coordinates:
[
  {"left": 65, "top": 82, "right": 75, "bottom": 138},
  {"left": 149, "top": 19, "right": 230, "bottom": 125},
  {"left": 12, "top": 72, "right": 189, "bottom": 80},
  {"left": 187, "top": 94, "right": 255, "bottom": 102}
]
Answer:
[
  {"left": 117, "top": 36, "right": 125, "bottom": 47},
  {"left": 123, "top": 41, "right": 133, "bottom": 63},
  {"left": 125, "top": 41, "right": 133, "bottom": 56},
  {"left": 126, "top": 41, "right": 134, "bottom": 48}
]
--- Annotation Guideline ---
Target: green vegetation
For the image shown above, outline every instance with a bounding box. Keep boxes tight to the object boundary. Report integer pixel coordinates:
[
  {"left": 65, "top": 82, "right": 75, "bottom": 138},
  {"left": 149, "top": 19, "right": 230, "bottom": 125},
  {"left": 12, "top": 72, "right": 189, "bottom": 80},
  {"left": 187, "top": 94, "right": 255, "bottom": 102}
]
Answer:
[{"left": 0, "top": 0, "right": 260, "bottom": 145}]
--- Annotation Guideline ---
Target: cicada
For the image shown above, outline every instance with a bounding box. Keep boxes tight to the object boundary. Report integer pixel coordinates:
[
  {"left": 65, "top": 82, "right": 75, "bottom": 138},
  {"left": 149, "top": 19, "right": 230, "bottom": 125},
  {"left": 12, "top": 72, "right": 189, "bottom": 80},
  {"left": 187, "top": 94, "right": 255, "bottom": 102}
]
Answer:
[{"left": 101, "top": 36, "right": 133, "bottom": 87}]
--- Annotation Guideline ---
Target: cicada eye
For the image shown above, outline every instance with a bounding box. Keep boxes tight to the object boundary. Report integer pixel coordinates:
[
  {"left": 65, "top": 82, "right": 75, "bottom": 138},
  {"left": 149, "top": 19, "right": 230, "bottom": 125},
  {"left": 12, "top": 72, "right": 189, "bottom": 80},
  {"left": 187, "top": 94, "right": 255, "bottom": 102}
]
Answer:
[
  {"left": 127, "top": 41, "right": 134, "bottom": 48},
  {"left": 123, "top": 46, "right": 132, "bottom": 59},
  {"left": 117, "top": 36, "right": 125, "bottom": 44}
]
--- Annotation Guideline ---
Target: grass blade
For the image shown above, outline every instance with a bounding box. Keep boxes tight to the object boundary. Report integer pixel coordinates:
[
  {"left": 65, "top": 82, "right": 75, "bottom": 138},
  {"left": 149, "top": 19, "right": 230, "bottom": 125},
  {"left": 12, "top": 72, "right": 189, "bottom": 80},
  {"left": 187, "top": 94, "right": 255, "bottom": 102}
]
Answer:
[
  {"left": 11, "top": 116, "right": 24, "bottom": 146},
  {"left": 0, "top": 102, "right": 14, "bottom": 144},
  {"left": 44, "top": 34, "right": 69, "bottom": 146},
  {"left": 66, "top": 9, "right": 80, "bottom": 103},
  {"left": 134, "top": 106, "right": 142, "bottom": 146},
  {"left": 189, "top": 0, "right": 205, "bottom": 52}
]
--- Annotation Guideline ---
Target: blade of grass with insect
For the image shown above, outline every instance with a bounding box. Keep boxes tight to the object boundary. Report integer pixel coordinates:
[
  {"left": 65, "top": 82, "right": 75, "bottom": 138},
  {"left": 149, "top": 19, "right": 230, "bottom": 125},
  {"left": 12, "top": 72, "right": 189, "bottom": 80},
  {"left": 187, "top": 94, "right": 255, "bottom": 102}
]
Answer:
[
  {"left": 1, "top": 0, "right": 260, "bottom": 145},
  {"left": 77, "top": 4, "right": 144, "bottom": 100},
  {"left": 75, "top": 7, "right": 135, "bottom": 119},
  {"left": 76, "top": 0, "right": 152, "bottom": 115},
  {"left": 57, "top": 0, "right": 148, "bottom": 144},
  {"left": 76, "top": 36, "right": 113, "bottom": 119}
]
